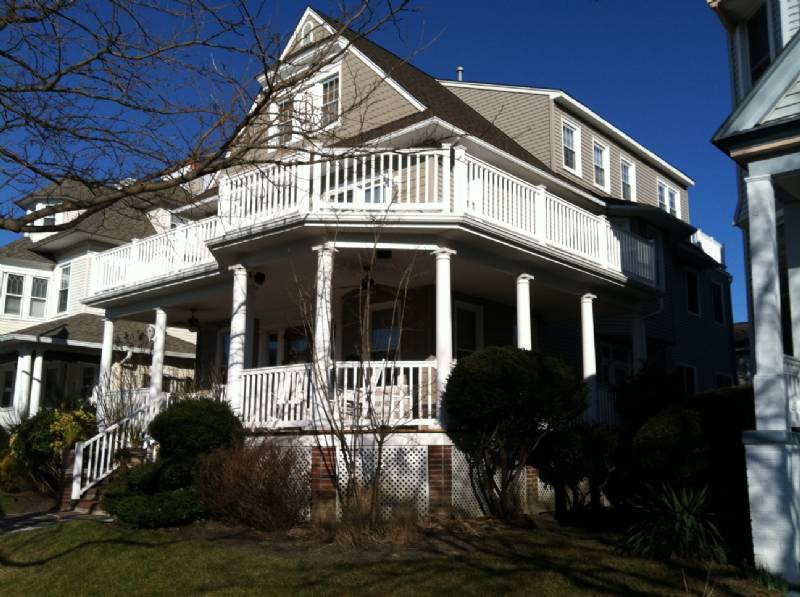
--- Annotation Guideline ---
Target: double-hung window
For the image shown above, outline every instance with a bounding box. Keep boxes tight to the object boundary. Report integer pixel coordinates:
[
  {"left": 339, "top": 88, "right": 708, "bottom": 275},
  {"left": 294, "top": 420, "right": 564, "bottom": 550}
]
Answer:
[
  {"left": 620, "top": 158, "right": 636, "bottom": 201},
  {"left": 277, "top": 99, "right": 293, "bottom": 145},
  {"left": 3, "top": 274, "right": 23, "bottom": 315},
  {"left": 562, "top": 120, "right": 580, "bottom": 174},
  {"left": 58, "top": 265, "right": 70, "bottom": 313},
  {"left": 321, "top": 76, "right": 339, "bottom": 127},
  {"left": 657, "top": 180, "right": 679, "bottom": 217},
  {"left": 593, "top": 140, "right": 609, "bottom": 191},
  {"left": 29, "top": 277, "right": 48, "bottom": 318}
]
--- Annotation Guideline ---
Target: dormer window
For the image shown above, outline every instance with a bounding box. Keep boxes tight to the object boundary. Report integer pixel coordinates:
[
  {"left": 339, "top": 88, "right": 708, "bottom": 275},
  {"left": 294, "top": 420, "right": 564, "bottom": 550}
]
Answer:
[
  {"left": 621, "top": 158, "right": 636, "bottom": 201},
  {"left": 658, "top": 180, "right": 679, "bottom": 217},
  {"left": 593, "top": 140, "right": 609, "bottom": 191},
  {"left": 321, "top": 76, "right": 339, "bottom": 127},
  {"left": 3, "top": 274, "right": 23, "bottom": 315},
  {"left": 746, "top": 3, "right": 770, "bottom": 86},
  {"left": 562, "top": 120, "right": 581, "bottom": 175}
]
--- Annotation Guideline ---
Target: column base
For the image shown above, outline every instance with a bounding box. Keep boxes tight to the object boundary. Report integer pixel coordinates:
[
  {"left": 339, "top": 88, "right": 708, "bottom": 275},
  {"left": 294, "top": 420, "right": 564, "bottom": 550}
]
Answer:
[
  {"left": 753, "top": 372, "right": 789, "bottom": 430},
  {"left": 743, "top": 431, "right": 800, "bottom": 585}
]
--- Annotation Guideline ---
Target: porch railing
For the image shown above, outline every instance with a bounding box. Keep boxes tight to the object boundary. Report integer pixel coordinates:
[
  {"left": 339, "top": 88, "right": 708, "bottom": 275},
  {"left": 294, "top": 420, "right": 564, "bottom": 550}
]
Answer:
[
  {"left": 71, "top": 390, "right": 168, "bottom": 499},
  {"left": 240, "top": 360, "right": 439, "bottom": 429},
  {"left": 93, "top": 216, "right": 219, "bottom": 293},
  {"left": 89, "top": 148, "right": 659, "bottom": 296}
]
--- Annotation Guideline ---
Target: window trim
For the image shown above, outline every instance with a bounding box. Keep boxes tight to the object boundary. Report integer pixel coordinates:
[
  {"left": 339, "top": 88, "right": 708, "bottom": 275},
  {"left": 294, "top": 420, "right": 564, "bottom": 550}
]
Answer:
[
  {"left": 657, "top": 178, "right": 681, "bottom": 219},
  {"left": 3, "top": 273, "right": 24, "bottom": 316},
  {"left": 592, "top": 137, "right": 610, "bottom": 192},
  {"left": 28, "top": 276, "right": 48, "bottom": 318},
  {"left": 57, "top": 264, "right": 70, "bottom": 313},
  {"left": 276, "top": 98, "right": 294, "bottom": 145},
  {"left": 686, "top": 268, "right": 701, "bottom": 317},
  {"left": 561, "top": 118, "right": 582, "bottom": 176},
  {"left": 620, "top": 156, "right": 637, "bottom": 202},
  {"left": 320, "top": 74, "right": 341, "bottom": 128}
]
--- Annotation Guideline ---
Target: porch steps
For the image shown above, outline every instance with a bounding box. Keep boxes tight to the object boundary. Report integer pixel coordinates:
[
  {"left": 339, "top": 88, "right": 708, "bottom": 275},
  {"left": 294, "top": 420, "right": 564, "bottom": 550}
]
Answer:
[{"left": 72, "top": 483, "right": 108, "bottom": 515}]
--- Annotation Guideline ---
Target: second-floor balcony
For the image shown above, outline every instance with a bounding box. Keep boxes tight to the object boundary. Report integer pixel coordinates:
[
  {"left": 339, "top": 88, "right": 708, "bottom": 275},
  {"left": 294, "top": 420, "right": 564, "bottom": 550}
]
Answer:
[{"left": 90, "top": 148, "right": 659, "bottom": 296}]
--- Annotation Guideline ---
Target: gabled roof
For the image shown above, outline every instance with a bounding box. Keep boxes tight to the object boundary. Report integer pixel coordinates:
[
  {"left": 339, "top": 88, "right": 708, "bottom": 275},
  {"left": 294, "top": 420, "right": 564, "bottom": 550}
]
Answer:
[
  {"left": 0, "top": 237, "right": 55, "bottom": 266},
  {"left": 2, "top": 313, "right": 195, "bottom": 356},
  {"left": 33, "top": 202, "right": 157, "bottom": 249},
  {"left": 713, "top": 30, "right": 800, "bottom": 153}
]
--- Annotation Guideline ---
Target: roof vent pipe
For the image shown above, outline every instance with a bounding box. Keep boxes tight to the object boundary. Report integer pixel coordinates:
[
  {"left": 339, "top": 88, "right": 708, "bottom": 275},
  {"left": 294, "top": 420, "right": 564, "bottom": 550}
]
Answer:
[{"left": 456, "top": 66, "right": 464, "bottom": 81}]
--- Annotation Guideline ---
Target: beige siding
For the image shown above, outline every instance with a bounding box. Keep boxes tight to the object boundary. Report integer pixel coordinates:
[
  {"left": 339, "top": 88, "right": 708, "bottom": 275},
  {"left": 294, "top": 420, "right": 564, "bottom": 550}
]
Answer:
[
  {"left": 336, "top": 52, "right": 419, "bottom": 140},
  {"left": 551, "top": 104, "right": 690, "bottom": 221},
  {"left": 445, "top": 87, "right": 552, "bottom": 165}
]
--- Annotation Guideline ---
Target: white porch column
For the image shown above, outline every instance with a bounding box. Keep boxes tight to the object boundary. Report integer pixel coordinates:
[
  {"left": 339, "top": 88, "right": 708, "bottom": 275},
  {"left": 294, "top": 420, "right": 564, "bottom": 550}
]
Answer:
[
  {"left": 783, "top": 202, "right": 800, "bottom": 359},
  {"left": 631, "top": 317, "right": 647, "bottom": 373},
  {"left": 434, "top": 248, "right": 455, "bottom": 395},
  {"left": 313, "top": 244, "right": 335, "bottom": 383},
  {"left": 149, "top": 308, "right": 167, "bottom": 400},
  {"left": 99, "top": 318, "right": 114, "bottom": 391},
  {"left": 516, "top": 274, "right": 534, "bottom": 350},
  {"left": 13, "top": 347, "right": 33, "bottom": 418},
  {"left": 746, "top": 175, "right": 787, "bottom": 430},
  {"left": 227, "top": 265, "right": 248, "bottom": 414},
  {"left": 580, "top": 293, "right": 598, "bottom": 407},
  {"left": 28, "top": 351, "right": 44, "bottom": 416}
]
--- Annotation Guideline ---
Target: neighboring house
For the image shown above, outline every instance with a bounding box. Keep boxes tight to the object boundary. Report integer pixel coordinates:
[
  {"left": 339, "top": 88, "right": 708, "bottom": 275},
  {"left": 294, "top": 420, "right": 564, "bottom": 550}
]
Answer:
[
  {"left": 708, "top": 0, "right": 800, "bottom": 584},
  {"left": 0, "top": 181, "right": 196, "bottom": 429},
  {"left": 68, "top": 7, "right": 734, "bottom": 512}
]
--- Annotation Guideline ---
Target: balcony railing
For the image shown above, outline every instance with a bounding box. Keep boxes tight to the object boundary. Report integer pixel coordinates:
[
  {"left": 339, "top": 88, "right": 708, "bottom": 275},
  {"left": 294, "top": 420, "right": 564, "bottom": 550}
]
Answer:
[
  {"left": 240, "top": 360, "right": 439, "bottom": 429},
  {"left": 91, "top": 148, "right": 658, "bottom": 295}
]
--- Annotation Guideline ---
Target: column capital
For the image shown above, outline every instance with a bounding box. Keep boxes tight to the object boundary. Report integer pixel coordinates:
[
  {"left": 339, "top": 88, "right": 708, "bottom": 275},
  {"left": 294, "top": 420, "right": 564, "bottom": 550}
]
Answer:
[
  {"left": 312, "top": 242, "right": 338, "bottom": 255},
  {"left": 517, "top": 273, "right": 535, "bottom": 283},
  {"left": 744, "top": 174, "right": 773, "bottom": 185},
  {"left": 432, "top": 247, "right": 456, "bottom": 259},
  {"left": 581, "top": 293, "right": 597, "bottom": 304},
  {"left": 102, "top": 316, "right": 115, "bottom": 324},
  {"left": 229, "top": 263, "right": 248, "bottom": 274},
  {"left": 17, "top": 345, "right": 33, "bottom": 357}
]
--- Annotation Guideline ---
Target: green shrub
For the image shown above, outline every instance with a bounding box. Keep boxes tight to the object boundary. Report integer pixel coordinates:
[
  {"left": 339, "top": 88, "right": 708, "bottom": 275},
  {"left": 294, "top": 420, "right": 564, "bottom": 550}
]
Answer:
[
  {"left": 104, "top": 487, "right": 204, "bottom": 528},
  {"left": 615, "top": 364, "right": 686, "bottom": 428},
  {"left": 624, "top": 483, "right": 724, "bottom": 562},
  {"left": 148, "top": 398, "right": 243, "bottom": 461},
  {"left": 443, "top": 347, "right": 586, "bottom": 519},
  {"left": 9, "top": 410, "right": 60, "bottom": 493}
]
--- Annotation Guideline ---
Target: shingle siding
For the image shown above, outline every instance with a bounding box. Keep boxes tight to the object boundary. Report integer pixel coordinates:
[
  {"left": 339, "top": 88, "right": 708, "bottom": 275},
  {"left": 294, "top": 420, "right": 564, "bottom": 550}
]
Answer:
[{"left": 444, "top": 87, "right": 552, "bottom": 165}]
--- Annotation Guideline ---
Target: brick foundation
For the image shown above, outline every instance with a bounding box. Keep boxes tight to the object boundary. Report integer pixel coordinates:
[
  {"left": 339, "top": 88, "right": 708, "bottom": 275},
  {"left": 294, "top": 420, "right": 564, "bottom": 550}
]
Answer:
[
  {"left": 428, "top": 445, "right": 452, "bottom": 513},
  {"left": 310, "top": 447, "right": 337, "bottom": 519}
]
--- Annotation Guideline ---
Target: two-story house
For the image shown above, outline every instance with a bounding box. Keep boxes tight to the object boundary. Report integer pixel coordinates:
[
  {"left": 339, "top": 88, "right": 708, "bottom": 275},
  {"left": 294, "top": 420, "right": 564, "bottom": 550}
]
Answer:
[
  {"left": 67, "top": 7, "right": 734, "bottom": 514},
  {"left": 709, "top": 0, "right": 800, "bottom": 584},
  {"left": 0, "top": 180, "right": 196, "bottom": 428}
]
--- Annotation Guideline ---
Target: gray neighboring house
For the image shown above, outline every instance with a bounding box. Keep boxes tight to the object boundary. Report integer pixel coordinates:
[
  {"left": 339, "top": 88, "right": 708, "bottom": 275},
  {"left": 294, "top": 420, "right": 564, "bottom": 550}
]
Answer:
[
  {"left": 709, "top": 0, "right": 800, "bottom": 584},
  {"left": 0, "top": 181, "right": 196, "bottom": 428}
]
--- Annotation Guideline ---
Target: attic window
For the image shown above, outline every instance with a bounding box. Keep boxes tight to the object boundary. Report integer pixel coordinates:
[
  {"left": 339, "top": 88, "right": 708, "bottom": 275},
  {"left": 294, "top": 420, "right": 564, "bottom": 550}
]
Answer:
[{"left": 301, "top": 22, "right": 314, "bottom": 47}]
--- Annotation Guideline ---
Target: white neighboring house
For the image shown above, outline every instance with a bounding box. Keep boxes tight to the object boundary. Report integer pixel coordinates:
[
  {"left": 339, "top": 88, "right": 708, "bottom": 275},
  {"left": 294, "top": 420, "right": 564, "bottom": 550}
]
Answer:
[
  {"left": 709, "top": 0, "right": 800, "bottom": 585},
  {"left": 0, "top": 180, "right": 196, "bottom": 429},
  {"left": 65, "top": 8, "right": 736, "bottom": 511}
]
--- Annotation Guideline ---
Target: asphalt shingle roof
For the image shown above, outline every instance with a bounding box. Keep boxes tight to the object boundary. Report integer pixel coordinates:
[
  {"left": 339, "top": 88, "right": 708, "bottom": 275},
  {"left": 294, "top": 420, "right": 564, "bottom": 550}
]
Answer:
[
  {"left": 9, "top": 313, "right": 195, "bottom": 355},
  {"left": 0, "top": 237, "right": 55, "bottom": 265}
]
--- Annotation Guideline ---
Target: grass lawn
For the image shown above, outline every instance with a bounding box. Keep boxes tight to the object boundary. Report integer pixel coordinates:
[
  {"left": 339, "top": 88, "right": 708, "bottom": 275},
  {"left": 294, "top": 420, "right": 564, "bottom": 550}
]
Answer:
[{"left": 0, "top": 517, "right": 778, "bottom": 596}]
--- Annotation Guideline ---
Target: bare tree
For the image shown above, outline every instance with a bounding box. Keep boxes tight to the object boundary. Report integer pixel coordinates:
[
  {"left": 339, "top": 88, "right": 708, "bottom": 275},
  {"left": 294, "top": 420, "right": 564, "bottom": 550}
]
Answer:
[{"left": 0, "top": 0, "right": 415, "bottom": 233}]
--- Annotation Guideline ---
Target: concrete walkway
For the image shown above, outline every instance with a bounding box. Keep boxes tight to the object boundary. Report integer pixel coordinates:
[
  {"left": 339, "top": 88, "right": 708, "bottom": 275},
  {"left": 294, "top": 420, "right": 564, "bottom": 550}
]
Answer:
[{"left": 0, "top": 511, "right": 103, "bottom": 534}]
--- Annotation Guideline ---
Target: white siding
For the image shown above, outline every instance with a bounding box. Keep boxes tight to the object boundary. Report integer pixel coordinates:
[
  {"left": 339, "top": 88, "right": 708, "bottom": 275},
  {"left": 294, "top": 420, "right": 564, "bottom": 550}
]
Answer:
[
  {"left": 783, "top": 0, "right": 800, "bottom": 43},
  {"left": 765, "top": 74, "right": 800, "bottom": 122}
]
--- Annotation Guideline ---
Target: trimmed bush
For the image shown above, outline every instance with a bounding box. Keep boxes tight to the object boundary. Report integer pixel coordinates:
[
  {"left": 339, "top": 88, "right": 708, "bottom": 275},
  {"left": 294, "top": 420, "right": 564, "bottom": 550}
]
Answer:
[
  {"left": 196, "top": 442, "right": 308, "bottom": 531},
  {"left": 632, "top": 408, "right": 711, "bottom": 482},
  {"left": 104, "top": 487, "right": 204, "bottom": 529},
  {"left": 148, "top": 398, "right": 244, "bottom": 461},
  {"left": 443, "top": 347, "right": 586, "bottom": 519},
  {"left": 9, "top": 410, "right": 60, "bottom": 493}
]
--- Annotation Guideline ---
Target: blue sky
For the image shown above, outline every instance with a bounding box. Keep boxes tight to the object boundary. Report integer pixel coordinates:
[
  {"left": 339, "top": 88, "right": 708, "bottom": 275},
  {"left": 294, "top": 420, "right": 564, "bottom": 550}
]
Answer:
[{"left": 1, "top": 1, "right": 745, "bottom": 319}]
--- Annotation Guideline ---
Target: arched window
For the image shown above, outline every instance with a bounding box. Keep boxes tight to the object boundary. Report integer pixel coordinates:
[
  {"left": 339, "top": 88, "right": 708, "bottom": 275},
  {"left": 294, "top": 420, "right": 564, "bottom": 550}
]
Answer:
[{"left": 301, "top": 22, "right": 314, "bottom": 47}]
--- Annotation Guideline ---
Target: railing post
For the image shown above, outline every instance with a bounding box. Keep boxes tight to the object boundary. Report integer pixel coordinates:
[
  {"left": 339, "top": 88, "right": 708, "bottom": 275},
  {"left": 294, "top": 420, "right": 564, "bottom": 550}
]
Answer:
[
  {"left": 441, "top": 145, "right": 452, "bottom": 213},
  {"left": 452, "top": 145, "right": 467, "bottom": 214},
  {"left": 598, "top": 217, "right": 610, "bottom": 268},
  {"left": 71, "top": 441, "right": 84, "bottom": 500},
  {"left": 533, "top": 185, "right": 547, "bottom": 241}
]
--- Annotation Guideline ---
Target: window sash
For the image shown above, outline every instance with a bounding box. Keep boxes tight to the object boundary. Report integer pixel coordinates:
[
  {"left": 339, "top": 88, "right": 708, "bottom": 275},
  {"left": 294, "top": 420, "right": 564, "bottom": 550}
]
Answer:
[
  {"left": 4, "top": 274, "right": 23, "bottom": 315},
  {"left": 58, "top": 266, "right": 70, "bottom": 312},
  {"left": 562, "top": 124, "right": 576, "bottom": 170},
  {"left": 593, "top": 143, "right": 607, "bottom": 187},
  {"left": 621, "top": 161, "right": 633, "bottom": 200},
  {"left": 321, "top": 77, "right": 339, "bottom": 126},
  {"left": 277, "top": 100, "right": 293, "bottom": 143}
]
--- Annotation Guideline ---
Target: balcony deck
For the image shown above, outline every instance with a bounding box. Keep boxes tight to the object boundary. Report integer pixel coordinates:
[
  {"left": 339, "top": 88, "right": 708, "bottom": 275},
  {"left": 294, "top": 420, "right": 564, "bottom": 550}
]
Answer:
[{"left": 90, "top": 148, "right": 658, "bottom": 297}]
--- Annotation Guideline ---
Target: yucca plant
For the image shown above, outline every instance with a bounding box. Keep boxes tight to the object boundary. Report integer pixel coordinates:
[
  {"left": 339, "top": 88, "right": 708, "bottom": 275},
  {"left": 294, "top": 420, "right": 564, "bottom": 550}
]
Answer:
[{"left": 624, "top": 483, "right": 725, "bottom": 563}]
